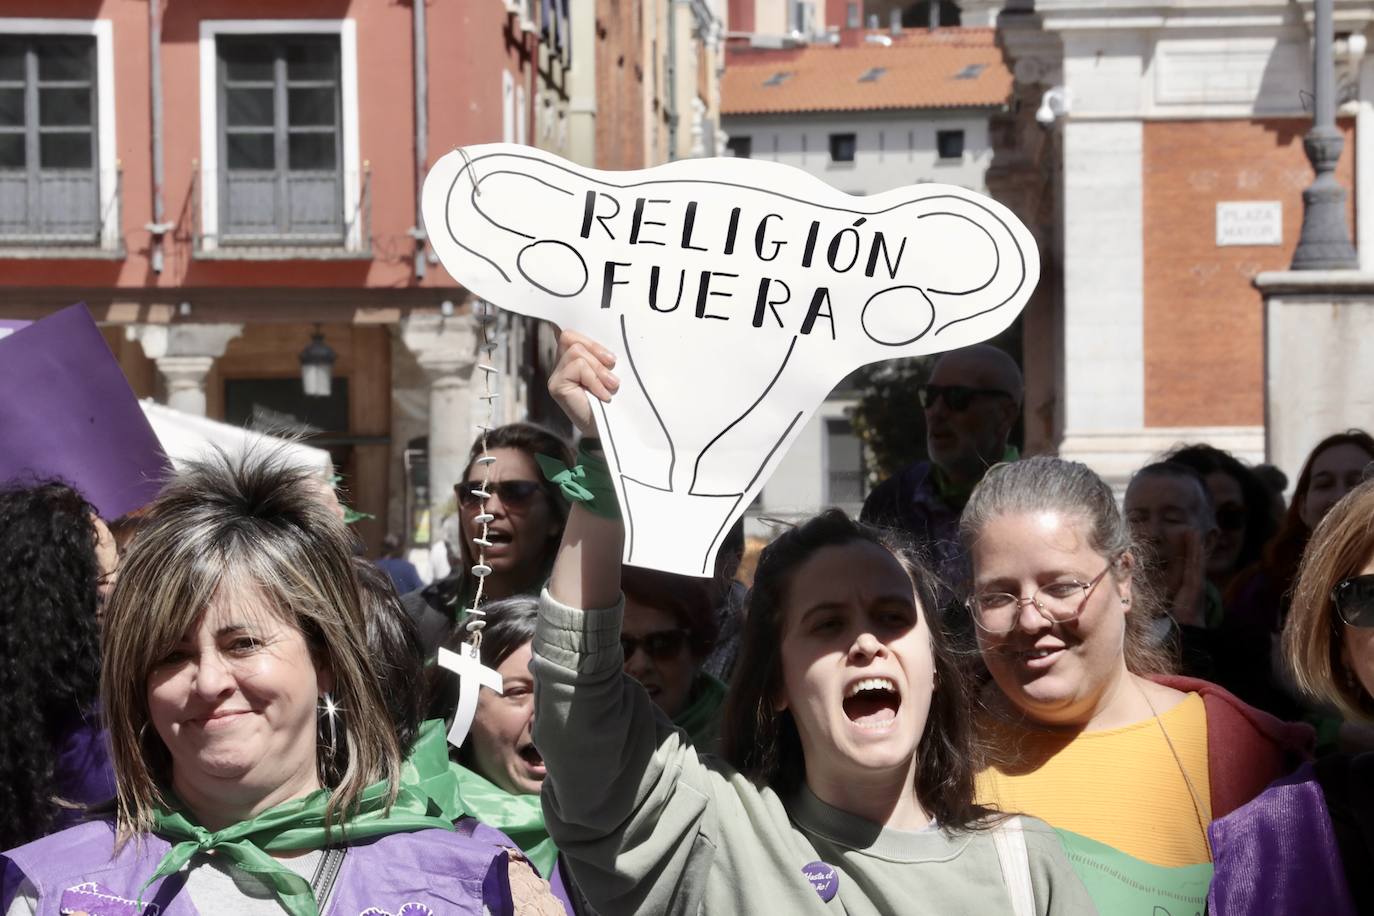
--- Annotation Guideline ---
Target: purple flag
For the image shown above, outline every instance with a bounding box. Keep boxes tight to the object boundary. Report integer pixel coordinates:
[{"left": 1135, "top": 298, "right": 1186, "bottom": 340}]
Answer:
[{"left": 0, "top": 304, "right": 171, "bottom": 519}]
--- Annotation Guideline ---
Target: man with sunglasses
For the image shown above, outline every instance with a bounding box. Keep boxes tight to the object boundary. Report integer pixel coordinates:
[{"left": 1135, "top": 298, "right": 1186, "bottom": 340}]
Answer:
[{"left": 861, "top": 344, "right": 1023, "bottom": 618}]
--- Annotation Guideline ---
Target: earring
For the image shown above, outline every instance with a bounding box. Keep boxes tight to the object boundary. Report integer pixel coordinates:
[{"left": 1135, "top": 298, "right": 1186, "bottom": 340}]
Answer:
[
  {"left": 1121, "top": 597, "right": 1131, "bottom": 607},
  {"left": 317, "top": 692, "right": 346, "bottom": 780}
]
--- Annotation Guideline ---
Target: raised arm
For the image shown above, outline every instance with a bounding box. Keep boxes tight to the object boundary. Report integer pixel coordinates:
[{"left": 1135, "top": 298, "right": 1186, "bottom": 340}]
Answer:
[
  {"left": 532, "top": 329, "right": 724, "bottom": 916},
  {"left": 545, "top": 329, "right": 623, "bottom": 610}
]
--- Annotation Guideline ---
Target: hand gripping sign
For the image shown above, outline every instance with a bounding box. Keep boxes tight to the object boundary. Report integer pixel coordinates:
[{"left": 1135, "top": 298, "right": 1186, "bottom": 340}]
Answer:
[{"left": 422, "top": 144, "right": 1039, "bottom": 577}]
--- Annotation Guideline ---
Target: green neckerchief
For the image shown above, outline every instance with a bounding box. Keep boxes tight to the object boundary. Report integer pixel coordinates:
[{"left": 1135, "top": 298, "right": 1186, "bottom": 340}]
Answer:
[
  {"left": 143, "top": 780, "right": 455, "bottom": 916},
  {"left": 672, "top": 672, "right": 727, "bottom": 751},
  {"left": 931, "top": 445, "right": 1020, "bottom": 505},
  {"left": 404, "top": 721, "right": 558, "bottom": 879}
]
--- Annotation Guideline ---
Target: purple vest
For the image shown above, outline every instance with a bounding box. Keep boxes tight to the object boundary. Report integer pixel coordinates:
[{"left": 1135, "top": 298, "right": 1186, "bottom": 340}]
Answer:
[
  {"left": 1, "top": 819, "right": 519, "bottom": 916},
  {"left": 1207, "top": 761, "right": 1358, "bottom": 916}
]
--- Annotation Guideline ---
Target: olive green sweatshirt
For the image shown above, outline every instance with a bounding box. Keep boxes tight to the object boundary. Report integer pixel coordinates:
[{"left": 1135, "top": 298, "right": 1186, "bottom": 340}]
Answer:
[{"left": 531, "top": 590, "right": 1097, "bottom": 916}]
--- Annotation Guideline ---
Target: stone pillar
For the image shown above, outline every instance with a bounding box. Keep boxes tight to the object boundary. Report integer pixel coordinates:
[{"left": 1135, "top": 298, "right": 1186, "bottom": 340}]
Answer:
[
  {"left": 1256, "top": 270, "right": 1374, "bottom": 483},
  {"left": 401, "top": 313, "right": 479, "bottom": 529},
  {"left": 127, "top": 323, "right": 243, "bottom": 418}
]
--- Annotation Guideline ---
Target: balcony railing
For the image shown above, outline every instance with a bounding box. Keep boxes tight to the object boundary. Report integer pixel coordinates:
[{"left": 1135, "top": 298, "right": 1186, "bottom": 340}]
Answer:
[
  {"left": 191, "top": 162, "right": 372, "bottom": 260},
  {"left": 0, "top": 166, "right": 124, "bottom": 257}
]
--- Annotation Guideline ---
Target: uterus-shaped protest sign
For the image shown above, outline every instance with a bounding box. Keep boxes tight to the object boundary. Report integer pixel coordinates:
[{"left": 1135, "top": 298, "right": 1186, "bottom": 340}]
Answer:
[{"left": 422, "top": 144, "right": 1039, "bottom": 577}]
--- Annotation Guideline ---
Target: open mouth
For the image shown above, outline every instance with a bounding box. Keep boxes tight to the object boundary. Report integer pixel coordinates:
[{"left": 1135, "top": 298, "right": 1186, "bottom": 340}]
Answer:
[
  {"left": 485, "top": 530, "right": 514, "bottom": 547},
  {"left": 518, "top": 743, "right": 546, "bottom": 773},
  {"left": 842, "top": 677, "right": 901, "bottom": 729}
]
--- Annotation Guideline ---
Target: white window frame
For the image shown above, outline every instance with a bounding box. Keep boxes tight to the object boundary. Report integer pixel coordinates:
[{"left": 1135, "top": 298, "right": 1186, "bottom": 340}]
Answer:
[
  {"left": 199, "top": 19, "right": 360, "bottom": 252},
  {"left": 0, "top": 18, "right": 117, "bottom": 249}
]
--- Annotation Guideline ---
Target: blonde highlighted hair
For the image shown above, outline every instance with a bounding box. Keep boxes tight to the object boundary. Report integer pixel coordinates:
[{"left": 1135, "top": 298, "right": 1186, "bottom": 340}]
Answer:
[
  {"left": 100, "top": 449, "right": 401, "bottom": 842},
  {"left": 1283, "top": 477, "right": 1374, "bottom": 720}
]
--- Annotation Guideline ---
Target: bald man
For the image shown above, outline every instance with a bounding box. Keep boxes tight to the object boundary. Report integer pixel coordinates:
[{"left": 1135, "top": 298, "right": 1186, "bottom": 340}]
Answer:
[{"left": 861, "top": 344, "right": 1023, "bottom": 605}]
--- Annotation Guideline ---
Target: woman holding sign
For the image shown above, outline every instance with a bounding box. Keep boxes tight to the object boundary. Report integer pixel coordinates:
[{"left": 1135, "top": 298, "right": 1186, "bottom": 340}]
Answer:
[
  {"left": 528, "top": 331, "right": 1093, "bottom": 915},
  {"left": 0, "top": 452, "right": 546, "bottom": 916},
  {"left": 960, "top": 457, "right": 1311, "bottom": 913}
]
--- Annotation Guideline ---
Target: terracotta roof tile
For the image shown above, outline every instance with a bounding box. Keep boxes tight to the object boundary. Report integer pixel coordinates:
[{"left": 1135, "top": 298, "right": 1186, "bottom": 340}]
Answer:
[{"left": 722, "top": 29, "right": 1011, "bottom": 116}]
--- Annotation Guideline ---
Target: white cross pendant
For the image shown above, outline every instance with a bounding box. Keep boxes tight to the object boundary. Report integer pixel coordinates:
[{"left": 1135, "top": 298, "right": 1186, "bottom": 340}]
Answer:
[{"left": 436, "top": 643, "right": 505, "bottom": 748}]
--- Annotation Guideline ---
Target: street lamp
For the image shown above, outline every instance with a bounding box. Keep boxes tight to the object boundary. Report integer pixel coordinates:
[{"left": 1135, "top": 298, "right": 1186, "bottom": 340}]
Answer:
[{"left": 299, "top": 324, "right": 337, "bottom": 398}]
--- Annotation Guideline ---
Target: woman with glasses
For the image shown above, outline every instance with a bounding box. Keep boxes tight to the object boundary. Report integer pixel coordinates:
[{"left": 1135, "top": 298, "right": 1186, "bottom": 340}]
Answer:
[
  {"left": 1208, "top": 478, "right": 1374, "bottom": 915},
  {"left": 620, "top": 568, "right": 724, "bottom": 748},
  {"left": 524, "top": 332, "right": 1093, "bottom": 915},
  {"left": 962, "top": 457, "right": 1310, "bottom": 912},
  {"left": 1225, "top": 430, "right": 1374, "bottom": 729},
  {"left": 403, "top": 424, "right": 573, "bottom": 656}
]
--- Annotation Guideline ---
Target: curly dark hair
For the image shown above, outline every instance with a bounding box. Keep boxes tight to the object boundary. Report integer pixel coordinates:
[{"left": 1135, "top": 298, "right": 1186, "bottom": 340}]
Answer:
[
  {"left": 720, "top": 510, "right": 995, "bottom": 831},
  {"left": 0, "top": 480, "right": 104, "bottom": 848}
]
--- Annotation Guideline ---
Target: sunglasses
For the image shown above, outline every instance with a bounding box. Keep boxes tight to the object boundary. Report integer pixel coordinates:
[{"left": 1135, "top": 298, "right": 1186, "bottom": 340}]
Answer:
[
  {"left": 918, "top": 384, "right": 1012, "bottom": 411},
  {"left": 456, "top": 479, "right": 542, "bottom": 509},
  {"left": 620, "top": 629, "right": 690, "bottom": 661},
  {"left": 1333, "top": 575, "right": 1374, "bottom": 628}
]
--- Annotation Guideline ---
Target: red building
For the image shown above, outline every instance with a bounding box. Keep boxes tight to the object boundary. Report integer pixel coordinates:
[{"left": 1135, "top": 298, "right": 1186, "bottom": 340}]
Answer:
[{"left": 0, "top": 1, "right": 574, "bottom": 554}]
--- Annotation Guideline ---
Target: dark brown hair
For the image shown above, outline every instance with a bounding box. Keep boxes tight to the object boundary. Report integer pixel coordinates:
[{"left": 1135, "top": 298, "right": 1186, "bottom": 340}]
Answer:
[
  {"left": 451, "top": 423, "right": 574, "bottom": 589},
  {"left": 1228, "top": 430, "right": 1374, "bottom": 620},
  {"left": 720, "top": 510, "right": 994, "bottom": 830},
  {"left": 621, "top": 567, "right": 718, "bottom": 658}
]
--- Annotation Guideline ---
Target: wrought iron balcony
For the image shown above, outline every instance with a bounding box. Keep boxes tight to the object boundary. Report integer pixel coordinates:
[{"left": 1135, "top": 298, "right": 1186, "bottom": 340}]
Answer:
[
  {"left": 0, "top": 165, "right": 124, "bottom": 257},
  {"left": 191, "top": 162, "right": 372, "bottom": 260}
]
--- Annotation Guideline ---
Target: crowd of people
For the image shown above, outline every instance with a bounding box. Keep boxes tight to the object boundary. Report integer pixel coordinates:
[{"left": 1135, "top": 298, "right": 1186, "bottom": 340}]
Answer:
[{"left": 3, "top": 327, "right": 1374, "bottom": 915}]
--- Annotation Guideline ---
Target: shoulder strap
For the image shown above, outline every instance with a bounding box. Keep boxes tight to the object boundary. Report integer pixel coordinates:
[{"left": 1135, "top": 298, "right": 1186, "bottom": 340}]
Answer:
[
  {"left": 310, "top": 846, "right": 347, "bottom": 913},
  {"left": 991, "top": 816, "right": 1034, "bottom": 916}
]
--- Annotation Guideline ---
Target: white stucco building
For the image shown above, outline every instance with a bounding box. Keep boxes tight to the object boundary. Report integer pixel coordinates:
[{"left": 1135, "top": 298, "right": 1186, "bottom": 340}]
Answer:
[
  {"left": 975, "top": 0, "right": 1374, "bottom": 491},
  {"left": 719, "top": 26, "right": 1011, "bottom": 532}
]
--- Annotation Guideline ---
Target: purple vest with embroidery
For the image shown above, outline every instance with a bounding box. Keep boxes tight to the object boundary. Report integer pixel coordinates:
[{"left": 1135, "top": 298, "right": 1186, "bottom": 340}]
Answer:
[{"left": 1, "top": 819, "right": 522, "bottom": 916}]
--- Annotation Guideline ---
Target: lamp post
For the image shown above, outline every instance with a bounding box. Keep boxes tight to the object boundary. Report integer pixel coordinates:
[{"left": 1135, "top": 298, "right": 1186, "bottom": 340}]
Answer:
[
  {"left": 1292, "top": 0, "right": 1358, "bottom": 269},
  {"left": 299, "top": 324, "right": 337, "bottom": 398}
]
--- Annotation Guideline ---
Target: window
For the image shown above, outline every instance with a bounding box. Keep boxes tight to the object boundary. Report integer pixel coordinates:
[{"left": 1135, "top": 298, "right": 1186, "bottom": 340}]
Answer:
[
  {"left": 0, "top": 35, "right": 100, "bottom": 241},
  {"left": 726, "top": 135, "right": 751, "bottom": 159},
  {"left": 847, "top": 2, "right": 861, "bottom": 29},
  {"left": 825, "top": 418, "right": 867, "bottom": 507},
  {"left": 217, "top": 35, "right": 343, "bottom": 242},
  {"left": 829, "top": 133, "right": 856, "bottom": 163},
  {"left": 936, "top": 129, "right": 964, "bottom": 161}
]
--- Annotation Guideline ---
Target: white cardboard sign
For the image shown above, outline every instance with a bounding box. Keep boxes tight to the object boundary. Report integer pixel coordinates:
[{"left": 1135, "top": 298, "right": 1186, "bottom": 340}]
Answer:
[{"left": 422, "top": 143, "right": 1039, "bottom": 577}]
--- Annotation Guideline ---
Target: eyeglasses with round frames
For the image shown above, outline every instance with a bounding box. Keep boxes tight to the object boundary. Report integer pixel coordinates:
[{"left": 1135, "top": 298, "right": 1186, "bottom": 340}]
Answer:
[{"left": 966, "top": 566, "right": 1113, "bottom": 636}]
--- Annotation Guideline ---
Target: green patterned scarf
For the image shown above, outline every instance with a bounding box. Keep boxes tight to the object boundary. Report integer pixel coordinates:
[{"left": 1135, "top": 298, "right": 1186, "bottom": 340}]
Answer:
[
  {"left": 404, "top": 719, "right": 559, "bottom": 879},
  {"left": 143, "top": 780, "right": 454, "bottom": 916}
]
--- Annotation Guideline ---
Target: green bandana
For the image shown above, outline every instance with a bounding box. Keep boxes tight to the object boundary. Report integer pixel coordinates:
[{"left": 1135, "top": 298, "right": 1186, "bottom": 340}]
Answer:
[
  {"left": 143, "top": 780, "right": 454, "bottom": 916},
  {"left": 672, "top": 672, "right": 727, "bottom": 751},
  {"left": 403, "top": 721, "right": 559, "bottom": 879}
]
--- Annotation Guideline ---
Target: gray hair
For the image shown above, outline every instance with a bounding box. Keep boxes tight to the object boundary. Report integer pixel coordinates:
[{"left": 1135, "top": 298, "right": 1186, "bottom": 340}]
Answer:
[
  {"left": 959, "top": 456, "right": 1131, "bottom": 560},
  {"left": 958, "top": 456, "right": 1173, "bottom": 676}
]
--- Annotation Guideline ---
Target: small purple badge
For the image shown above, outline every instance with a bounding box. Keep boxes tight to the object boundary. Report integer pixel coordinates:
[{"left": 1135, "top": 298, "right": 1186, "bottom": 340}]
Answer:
[{"left": 802, "top": 861, "right": 839, "bottom": 902}]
